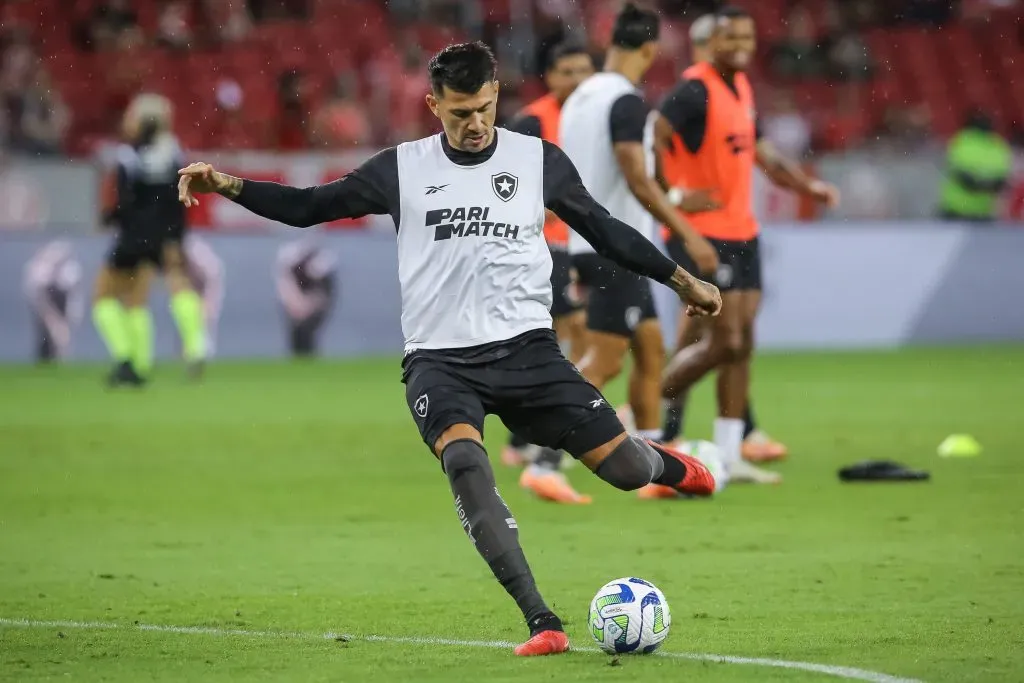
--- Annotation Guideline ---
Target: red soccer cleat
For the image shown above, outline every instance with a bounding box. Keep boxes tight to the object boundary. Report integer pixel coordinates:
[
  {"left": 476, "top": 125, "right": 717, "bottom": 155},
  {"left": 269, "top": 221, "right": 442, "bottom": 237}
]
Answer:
[
  {"left": 647, "top": 440, "right": 716, "bottom": 497},
  {"left": 514, "top": 629, "right": 570, "bottom": 656}
]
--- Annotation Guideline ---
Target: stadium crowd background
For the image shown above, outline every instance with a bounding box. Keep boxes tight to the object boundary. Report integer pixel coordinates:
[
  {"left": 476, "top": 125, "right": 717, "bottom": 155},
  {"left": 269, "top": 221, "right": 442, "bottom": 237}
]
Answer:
[{"left": 1, "top": 0, "right": 1022, "bottom": 160}]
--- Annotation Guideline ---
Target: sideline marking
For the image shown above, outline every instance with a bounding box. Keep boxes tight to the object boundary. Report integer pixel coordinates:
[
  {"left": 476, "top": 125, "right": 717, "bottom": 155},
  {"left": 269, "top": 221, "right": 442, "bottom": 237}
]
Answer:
[{"left": 0, "top": 617, "right": 924, "bottom": 683}]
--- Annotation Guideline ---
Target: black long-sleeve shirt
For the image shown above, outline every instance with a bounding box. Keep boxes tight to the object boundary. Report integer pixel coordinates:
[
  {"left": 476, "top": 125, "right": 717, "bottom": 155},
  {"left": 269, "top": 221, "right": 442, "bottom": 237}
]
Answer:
[{"left": 232, "top": 130, "right": 678, "bottom": 284}]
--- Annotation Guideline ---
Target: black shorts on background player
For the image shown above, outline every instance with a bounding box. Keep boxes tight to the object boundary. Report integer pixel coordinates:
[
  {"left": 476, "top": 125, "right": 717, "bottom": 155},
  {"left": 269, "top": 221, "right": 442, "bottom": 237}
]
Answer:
[
  {"left": 403, "top": 329, "right": 621, "bottom": 456},
  {"left": 107, "top": 236, "right": 180, "bottom": 271},
  {"left": 549, "top": 249, "right": 581, "bottom": 317},
  {"left": 573, "top": 252, "right": 657, "bottom": 337},
  {"left": 666, "top": 235, "right": 762, "bottom": 292}
]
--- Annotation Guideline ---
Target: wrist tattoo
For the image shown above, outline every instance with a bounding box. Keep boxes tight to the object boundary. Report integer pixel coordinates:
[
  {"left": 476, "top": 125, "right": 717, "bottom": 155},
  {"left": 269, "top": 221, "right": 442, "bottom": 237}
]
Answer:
[
  {"left": 669, "top": 267, "right": 694, "bottom": 294},
  {"left": 217, "top": 174, "right": 243, "bottom": 199}
]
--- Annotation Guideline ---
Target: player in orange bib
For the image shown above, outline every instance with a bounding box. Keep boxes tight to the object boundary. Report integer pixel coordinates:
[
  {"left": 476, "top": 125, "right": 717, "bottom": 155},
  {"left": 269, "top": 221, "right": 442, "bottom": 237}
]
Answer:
[
  {"left": 653, "top": 7, "right": 839, "bottom": 486},
  {"left": 502, "top": 42, "right": 596, "bottom": 504}
]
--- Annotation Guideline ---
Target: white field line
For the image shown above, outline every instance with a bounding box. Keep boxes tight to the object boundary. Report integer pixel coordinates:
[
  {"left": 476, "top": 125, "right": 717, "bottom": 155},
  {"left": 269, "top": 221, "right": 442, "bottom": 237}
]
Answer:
[{"left": 0, "top": 617, "right": 924, "bottom": 683}]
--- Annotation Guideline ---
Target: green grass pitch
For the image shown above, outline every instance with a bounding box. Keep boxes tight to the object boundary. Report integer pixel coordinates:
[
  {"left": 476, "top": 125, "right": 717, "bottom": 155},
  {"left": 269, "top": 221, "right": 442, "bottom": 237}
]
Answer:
[{"left": 1, "top": 346, "right": 1022, "bottom": 682}]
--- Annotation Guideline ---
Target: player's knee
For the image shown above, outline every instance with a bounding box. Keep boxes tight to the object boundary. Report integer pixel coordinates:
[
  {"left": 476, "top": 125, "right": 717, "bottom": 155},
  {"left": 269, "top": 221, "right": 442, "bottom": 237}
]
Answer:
[
  {"left": 595, "top": 436, "right": 657, "bottom": 491},
  {"left": 718, "top": 331, "right": 747, "bottom": 363},
  {"left": 440, "top": 438, "right": 488, "bottom": 479}
]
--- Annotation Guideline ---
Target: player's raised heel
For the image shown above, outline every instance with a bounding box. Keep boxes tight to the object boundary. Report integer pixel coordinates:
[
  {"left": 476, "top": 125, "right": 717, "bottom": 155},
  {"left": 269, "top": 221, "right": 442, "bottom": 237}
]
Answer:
[{"left": 514, "top": 629, "right": 570, "bottom": 656}]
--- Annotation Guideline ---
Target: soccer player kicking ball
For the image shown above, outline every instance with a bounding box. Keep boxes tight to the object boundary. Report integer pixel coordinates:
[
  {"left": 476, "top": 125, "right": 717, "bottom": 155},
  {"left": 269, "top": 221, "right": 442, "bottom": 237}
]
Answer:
[{"left": 178, "top": 42, "right": 720, "bottom": 657}]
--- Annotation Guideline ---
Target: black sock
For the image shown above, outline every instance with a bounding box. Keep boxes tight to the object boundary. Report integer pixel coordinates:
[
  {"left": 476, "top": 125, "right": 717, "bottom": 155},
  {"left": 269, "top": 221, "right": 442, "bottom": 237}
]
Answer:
[
  {"left": 532, "top": 447, "right": 562, "bottom": 471},
  {"left": 647, "top": 441, "right": 687, "bottom": 487},
  {"left": 442, "top": 439, "right": 554, "bottom": 627},
  {"left": 508, "top": 432, "right": 529, "bottom": 449},
  {"left": 527, "top": 612, "right": 564, "bottom": 636},
  {"left": 743, "top": 403, "right": 756, "bottom": 439},
  {"left": 661, "top": 397, "right": 686, "bottom": 443}
]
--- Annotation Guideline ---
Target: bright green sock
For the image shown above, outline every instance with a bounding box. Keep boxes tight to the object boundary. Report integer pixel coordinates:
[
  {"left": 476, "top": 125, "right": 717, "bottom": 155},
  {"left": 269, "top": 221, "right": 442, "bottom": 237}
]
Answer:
[
  {"left": 127, "top": 307, "right": 154, "bottom": 374},
  {"left": 92, "top": 298, "right": 132, "bottom": 362},
  {"left": 170, "top": 290, "right": 206, "bottom": 361}
]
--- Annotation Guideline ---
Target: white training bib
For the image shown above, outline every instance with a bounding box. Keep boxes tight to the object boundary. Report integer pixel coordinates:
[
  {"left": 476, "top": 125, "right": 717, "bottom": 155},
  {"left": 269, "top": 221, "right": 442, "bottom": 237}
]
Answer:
[
  {"left": 395, "top": 130, "right": 551, "bottom": 351},
  {"left": 560, "top": 72, "right": 656, "bottom": 255}
]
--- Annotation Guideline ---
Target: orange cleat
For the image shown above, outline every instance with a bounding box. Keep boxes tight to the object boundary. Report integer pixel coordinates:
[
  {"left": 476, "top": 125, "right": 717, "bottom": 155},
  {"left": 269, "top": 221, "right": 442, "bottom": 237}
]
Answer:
[
  {"left": 742, "top": 430, "right": 788, "bottom": 463},
  {"left": 519, "top": 468, "right": 592, "bottom": 504},
  {"left": 647, "top": 440, "right": 716, "bottom": 497},
  {"left": 514, "top": 629, "right": 570, "bottom": 656},
  {"left": 637, "top": 483, "right": 679, "bottom": 499}
]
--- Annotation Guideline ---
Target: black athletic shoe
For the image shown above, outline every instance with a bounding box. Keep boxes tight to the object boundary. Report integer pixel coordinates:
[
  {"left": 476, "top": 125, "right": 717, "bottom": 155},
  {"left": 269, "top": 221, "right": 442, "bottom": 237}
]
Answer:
[
  {"left": 107, "top": 361, "right": 146, "bottom": 388},
  {"left": 838, "top": 460, "right": 930, "bottom": 482}
]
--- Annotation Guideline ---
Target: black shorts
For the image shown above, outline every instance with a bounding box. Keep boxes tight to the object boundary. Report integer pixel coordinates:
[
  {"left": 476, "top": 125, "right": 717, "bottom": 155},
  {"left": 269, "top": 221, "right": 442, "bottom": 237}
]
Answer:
[
  {"left": 107, "top": 236, "right": 181, "bottom": 271},
  {"left": 402, "top": 330, "right": 623, "bottom": 457},
  {"left": 666, "top": 235, "right": 762, "bottom": 292},
  {"left": 549, "top": 247, "right": 582, "bottom": 318},
  {"left": 572, "top": 252, "right": 657, "bottom": 338}
]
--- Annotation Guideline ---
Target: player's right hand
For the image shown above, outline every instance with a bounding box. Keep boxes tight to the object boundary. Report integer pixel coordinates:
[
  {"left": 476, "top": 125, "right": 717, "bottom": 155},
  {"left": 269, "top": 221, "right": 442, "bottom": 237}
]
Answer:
[
  {"left": 177, "top": 162, "right": 226, "bottom": 207},
  {"left": 682, "top": 277, "right": 722, "bottom": 318},
  {"left": 686, "top": 235, "right": 720, "bottom": 276},
  {"left": 677, "top": 188, "right": 721, "bottom": 214}
]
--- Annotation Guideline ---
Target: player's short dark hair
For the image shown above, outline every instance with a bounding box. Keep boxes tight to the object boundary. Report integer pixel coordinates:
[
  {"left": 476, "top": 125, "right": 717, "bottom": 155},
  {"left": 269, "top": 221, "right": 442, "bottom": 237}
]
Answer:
[
  {"left": 545, "top": 41, "right": 590, "bottom": 72},
  {"left": 427, "top": 41, "right": 498, "bottom": 96},
  {"left": 611, "top": 2, "right": 660, "bottom": 49},
  {"left": 715, "top": 5, "right": 752, "bottom": 21}
]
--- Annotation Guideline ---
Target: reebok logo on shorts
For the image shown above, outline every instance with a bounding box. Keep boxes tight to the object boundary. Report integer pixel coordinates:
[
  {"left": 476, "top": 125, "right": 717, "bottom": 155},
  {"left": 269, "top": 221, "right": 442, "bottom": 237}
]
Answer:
[
  {"left": 426, "top": 206, "right": 522, "bottom": 242},
  {"left": 414, "top": 393, "right": 429, "bottom": 418}
]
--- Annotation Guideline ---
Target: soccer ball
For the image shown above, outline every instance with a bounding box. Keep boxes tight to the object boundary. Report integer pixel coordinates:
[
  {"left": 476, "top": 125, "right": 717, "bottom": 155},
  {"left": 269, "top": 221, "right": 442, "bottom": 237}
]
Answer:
[
  {"left": 588, "top": 577, "right": 671, "bottom": 654},
  {"left": 678, "top": 439, "right": 728, "bottom": 491}
]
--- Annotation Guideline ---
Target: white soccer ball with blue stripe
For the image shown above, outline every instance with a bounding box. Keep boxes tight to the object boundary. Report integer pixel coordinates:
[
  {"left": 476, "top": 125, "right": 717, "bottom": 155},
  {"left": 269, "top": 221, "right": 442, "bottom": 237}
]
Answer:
[
  {"left": 588, "top": 577, "right": 671, "bottom": 654},
  {"left": 678, "top": 439, "right": 728, "bottom": 491}
]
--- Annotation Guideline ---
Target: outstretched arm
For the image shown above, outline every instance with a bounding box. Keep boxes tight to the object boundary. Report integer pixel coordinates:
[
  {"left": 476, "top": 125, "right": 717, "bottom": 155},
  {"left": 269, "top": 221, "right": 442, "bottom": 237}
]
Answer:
[
  {"left": 542, "top": 140, "right": 721, "bottom": 316},
  {"left": 756, "top": 139, "right": 839, "bottom": 206},
  {"left": 178, "top": 148, "right": 398, "bottom": 227}
]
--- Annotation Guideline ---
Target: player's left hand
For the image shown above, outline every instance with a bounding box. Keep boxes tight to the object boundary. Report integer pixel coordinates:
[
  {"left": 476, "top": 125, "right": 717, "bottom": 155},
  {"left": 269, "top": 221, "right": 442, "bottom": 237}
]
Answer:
[{"left": 808, "top": 179, "right": 840, "bottom": 208}]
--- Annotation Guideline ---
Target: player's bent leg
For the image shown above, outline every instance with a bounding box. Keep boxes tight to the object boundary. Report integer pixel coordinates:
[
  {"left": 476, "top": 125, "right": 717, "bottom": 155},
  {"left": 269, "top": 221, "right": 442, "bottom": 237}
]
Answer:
[
  {"left": 123, "top": 266, "right": 155, "bottom": 377},
  {"left": 163, "top": 241, "right": 207, "bottom": 372},
  {"left": 553, "top": 309, "right": 587, "bottom": 364},
  {"left": 662, "top": 314, "right": 707, "bottom": 443},
  {"left": 435, "top": 431, "right": 567, "bottom": 654},
  {"left": 92, "top": 267, "right": 133, "bottom": 367},
  {"left": 576, "top": 433, "right": 716, "bottom": 498},
  {"left": 628, "top": 319, "right": 665, "bottom": 441},
  {"left": 661, "top": 291, "right": 744, "bottom": 401},
  {"left": 576, "top": 330, "right": 629, "bottom": 389},
  {"left": 716, "top": 290, "right": 781, "bottom": 484}
]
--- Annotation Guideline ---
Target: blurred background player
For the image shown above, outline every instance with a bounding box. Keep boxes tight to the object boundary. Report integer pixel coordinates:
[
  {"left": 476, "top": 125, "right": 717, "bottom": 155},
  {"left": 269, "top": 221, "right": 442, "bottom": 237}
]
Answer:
[
  {"left": 502, "top": 41, "right": 595, "bottom": 504},
  {"left": 658, "top": 13, "right": 785, "bottom": 464},
  {"left": 182, "top": 234, "right": 225, "bottom": 359},
  {"left": 91, "top": 93, "right": 207, "bottom": 386},
  {"left": 23, "top": 240, "right": 82, "bottom": 364},
  {"left": 560, "top": 3, "right": 718, "bottom": 481},
  {"left": 275, "top": 237, "right": 338, "bottom": 358},
  {"left": 938, "top": 110, "right": 1012, "bottom": 222},
  {"left": 656, "top": 7, "right": 839, "bottom": 486}
]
